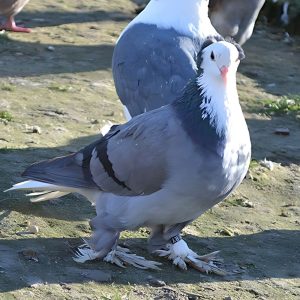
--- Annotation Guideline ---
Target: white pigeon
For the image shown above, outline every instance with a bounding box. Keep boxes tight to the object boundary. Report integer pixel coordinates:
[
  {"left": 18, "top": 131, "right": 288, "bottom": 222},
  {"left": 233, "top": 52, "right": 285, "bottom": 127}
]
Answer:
[
  {"left": 6, "top": 38, "right": 251, "bottom": 275},
  {"left": 112, "top": 0, "right": 220, "bottom": 119}
]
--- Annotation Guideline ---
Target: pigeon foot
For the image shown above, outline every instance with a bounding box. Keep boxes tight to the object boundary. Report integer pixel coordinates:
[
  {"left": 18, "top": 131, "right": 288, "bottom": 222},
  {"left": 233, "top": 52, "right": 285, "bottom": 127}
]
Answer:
[
  {"left": 104, "top": 246, "right": 161, "bottom": 270},
  {"left": 1, "top": 17, "right": 31, "bottom": 33},
  {"left": 71, "top": 243, "right": 161, "bottom": 270},
  {"left": 155, "top": 239, "right": 226, "bottom": 275}
]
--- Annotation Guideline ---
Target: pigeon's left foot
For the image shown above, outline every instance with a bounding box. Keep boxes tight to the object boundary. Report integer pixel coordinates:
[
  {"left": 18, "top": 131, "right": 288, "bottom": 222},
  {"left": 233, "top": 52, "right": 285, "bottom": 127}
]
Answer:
[
  {"left": 1, "top": 17, "right": 31, "bottom": 33},
  {"left": 155, "top": 237, "right": 226, "bottom": 275},
  {"left": 71, "top": 243, "right": 161, "bottom": 270},
  {"left": 104, "top": 246, "right": 161, "bottom": 270}
]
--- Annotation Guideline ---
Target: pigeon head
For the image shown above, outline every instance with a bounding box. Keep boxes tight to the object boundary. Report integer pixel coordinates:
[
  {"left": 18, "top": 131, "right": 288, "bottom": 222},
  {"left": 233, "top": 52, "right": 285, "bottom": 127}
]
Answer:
[{"left": 197, "top": 38, "right": 245, "bottom": 84}]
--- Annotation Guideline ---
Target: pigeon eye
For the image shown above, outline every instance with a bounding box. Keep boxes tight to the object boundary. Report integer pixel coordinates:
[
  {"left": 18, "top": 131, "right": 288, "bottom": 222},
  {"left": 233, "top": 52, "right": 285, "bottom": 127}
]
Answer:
[{"left": 210, "top": 51, "right": 215, "bottom": 61}]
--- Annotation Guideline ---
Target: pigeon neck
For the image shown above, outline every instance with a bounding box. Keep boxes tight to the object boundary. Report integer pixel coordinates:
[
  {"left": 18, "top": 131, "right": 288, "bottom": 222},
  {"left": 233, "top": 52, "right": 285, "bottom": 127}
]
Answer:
[
  {"left": 128, "top": 0, "right": 217, "bottom": 38},
  {"left": 196, "top": 72, "right": 240, "bottom": 137}
]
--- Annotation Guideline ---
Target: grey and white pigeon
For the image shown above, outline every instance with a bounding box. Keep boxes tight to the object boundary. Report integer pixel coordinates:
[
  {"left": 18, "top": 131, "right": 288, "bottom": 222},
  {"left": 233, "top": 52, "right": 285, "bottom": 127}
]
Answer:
[
  {"left": 7, "top": 38, "right": 251, "bottom": 274},
  {"left": 112, "top": 0, "right": 220, "bottom": 119},
  {"left": 209, "top": 0, "right": 265, "bottom": 45},
  {"left": 0, "top": 0, "right": 31, "bottom": 32}
]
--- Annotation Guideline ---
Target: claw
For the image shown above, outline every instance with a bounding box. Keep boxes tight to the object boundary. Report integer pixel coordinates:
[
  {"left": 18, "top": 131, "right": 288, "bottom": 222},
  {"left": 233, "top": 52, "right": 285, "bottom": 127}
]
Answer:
[{"left": 154, "top": 239, "right": 226, "bottom": 275}]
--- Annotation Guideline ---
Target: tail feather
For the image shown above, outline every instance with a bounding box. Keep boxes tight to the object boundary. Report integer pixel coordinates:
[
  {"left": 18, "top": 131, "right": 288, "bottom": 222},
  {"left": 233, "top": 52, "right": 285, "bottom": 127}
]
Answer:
[
  {"left": 27, "top": 191, "right": 70, "bottom": 203},
  {"left": 5, "top": 180, "right": 74, "bottom": 202}
]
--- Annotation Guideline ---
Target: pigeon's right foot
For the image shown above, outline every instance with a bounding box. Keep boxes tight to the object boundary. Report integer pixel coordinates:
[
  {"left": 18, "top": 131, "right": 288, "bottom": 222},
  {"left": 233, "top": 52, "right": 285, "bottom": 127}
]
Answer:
[
  {"left": 155, "top": 238, "right": 226, "bottom": 275},
  {"left": 1, "top": 17, "right": 31, "bottom": 33},
  {"left": 71, "top": 242, "right": 161, "bottom": 270}
]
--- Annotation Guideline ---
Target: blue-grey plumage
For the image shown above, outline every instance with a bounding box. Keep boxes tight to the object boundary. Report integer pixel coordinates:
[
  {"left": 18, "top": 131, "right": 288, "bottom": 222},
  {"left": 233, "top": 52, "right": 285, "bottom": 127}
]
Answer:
[
  {"left": 112, "top": 0, "right": 219, "bottom": 118},
  {"left": 7, "top": 38, "right": 251, "bottom": 274}
]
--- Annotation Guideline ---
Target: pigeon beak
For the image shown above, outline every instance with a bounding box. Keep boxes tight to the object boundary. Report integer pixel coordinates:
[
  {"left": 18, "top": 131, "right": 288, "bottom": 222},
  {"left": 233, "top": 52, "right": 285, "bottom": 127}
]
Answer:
[{"left": 220, "top": 66, "right": 229, "bottom": 83}]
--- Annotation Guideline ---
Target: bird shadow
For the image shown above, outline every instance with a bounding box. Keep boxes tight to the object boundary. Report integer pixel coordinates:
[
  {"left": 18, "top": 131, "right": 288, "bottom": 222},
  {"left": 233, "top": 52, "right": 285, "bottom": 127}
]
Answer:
[
  {"left": 246, "top": 117, "right": 300, "bottom": 165},
  {"left": 0, "top": 229, "right": 299, "bottom": 292},
  {"left": 0, "top": 134, "right": 101, "bottom": 222},
  {"left": 239, "top": 25, "right": 300, "bottom": 97},
  {"left": 0, "top": 38, "right": 114, "bottom": 77},
  {"left": 3, "top": 9, "right": 132, "bottom": 29}
]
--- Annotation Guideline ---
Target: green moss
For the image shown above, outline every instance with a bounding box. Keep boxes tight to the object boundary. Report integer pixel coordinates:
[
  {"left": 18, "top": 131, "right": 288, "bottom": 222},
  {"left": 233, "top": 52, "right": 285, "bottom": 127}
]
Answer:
[
  {"left": 262, "top": 95, "right": 300, "bottom": 116},
  {"left": 1, "top": 84, "right": 15, "bottom": 92},
  {"left": 0, "top": 111, "right": 13, "bottom": 121}
]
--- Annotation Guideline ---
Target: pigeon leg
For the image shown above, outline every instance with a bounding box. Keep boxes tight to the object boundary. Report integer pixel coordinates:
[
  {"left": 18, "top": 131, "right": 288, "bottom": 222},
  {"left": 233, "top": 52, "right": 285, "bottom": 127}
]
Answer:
[
  {"left": 155, "top": 236, "right": 226, "bottom": 275},
  {"left": 71, "top": 240, "right": 161, "bottom": 270},
  {"left": 1, "top": 16, "right": 31, "bottom": 33}
]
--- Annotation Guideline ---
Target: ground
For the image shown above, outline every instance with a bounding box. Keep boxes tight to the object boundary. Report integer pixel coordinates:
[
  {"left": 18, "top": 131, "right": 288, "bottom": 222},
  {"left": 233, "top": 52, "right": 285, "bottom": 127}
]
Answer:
[{"left": 0, "top": 1, "right": 299, "bottom": 299}]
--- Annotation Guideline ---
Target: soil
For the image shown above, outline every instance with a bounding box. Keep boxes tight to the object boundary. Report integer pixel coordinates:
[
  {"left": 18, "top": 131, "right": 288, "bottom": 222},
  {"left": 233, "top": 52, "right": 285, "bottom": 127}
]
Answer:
[{"left": 0, "top": 1, "right": 299, "bottom": 299}]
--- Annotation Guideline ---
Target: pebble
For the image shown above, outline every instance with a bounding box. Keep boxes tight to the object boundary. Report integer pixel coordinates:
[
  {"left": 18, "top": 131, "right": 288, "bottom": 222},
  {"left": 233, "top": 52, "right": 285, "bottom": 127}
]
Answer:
[
  {"left": 47, "top": 46, "right": 55, "bottom": 52},
  {"left": 217, "top": 228, "right": 235, "bottom": 237},
  {"left": 266, "top": 83, "right": 276, "bottom": 88},
  {"left": 274, "top": 128, "right": 290, "bottom": 136},
  {"left": 28, "top": 225, "right": 39, "bottom": 234},
  {"left": 242, "top": 200, "right": 255, "bottom": 208},
  {"left": 147, "top": 275, "right": 166, "bottom": 287},
  {"left": 20, "top": 249, "right": 39, "bottom": 262},
  {"left": 259, "top": 158, "right": 274, "bottom": 171}
]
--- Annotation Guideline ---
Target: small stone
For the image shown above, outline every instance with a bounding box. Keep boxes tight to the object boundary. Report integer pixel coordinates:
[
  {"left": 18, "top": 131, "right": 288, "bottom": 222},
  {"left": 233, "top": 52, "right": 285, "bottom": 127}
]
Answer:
[
  {"left": 91, "top": 119, "right": 100, "bottom": 124},
  {"left": 217, "top": 228, "right": 235, "bottom": 236},
  {"left": 20, "top": 249, "right": 39, "bottom": 262},
  {"left": 279, "top": 210, "right": 290, "bottom": 217},
  {"left": 224, "top": 297, "right": 233, "bottom": 300},
  {"left": 47, "top": 46, "right": 55, "bottom": 52},
  {"left": 32, "top": 126, "right": 42, "bottom": 134},
  {"left": 259, "top": 158, "right": 274, "bottom": 171},
  {"left": 242, "top": 200, "right": 255, "bottom": 208},
  {"left": 28, "top": 225, "right": 39, "bottom": 234},
  {"left": 274, "top": 128, "right": 290, "bottom": 136},
  {"left": 79, "top": 269, "right": 112, "bottom": 282},
  {"left": 104, "top": 111, "right": 114, "bottom": 117},
  {"left": 147, "top": 275, "right": 166, "bottom": 287}
]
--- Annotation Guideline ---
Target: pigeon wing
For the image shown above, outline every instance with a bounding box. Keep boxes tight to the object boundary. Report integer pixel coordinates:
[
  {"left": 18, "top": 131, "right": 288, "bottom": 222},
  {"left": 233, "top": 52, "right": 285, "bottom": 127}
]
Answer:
[{"left": 22, "top": 108, "right": 173, "bottom": 196}]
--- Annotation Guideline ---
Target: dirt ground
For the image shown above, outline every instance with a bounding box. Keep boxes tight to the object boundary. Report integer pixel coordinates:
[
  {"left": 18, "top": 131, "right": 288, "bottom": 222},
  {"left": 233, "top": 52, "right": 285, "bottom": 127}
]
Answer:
[{"left": 0, "top": 1, "right": 299, "bottom": 299}]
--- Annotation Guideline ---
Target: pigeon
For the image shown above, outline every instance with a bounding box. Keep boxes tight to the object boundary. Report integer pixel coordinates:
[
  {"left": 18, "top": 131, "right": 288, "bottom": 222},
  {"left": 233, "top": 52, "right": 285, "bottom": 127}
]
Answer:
[
  {"left": 112, "top": 0, "right": 220, "bottom": 119},
  {"left": 7, "top": 38, "right": 251, "bottom": 274},
  {"left": 209, "top": 0, "right": 265, "bottom": 45},
  {"left": 0, "top": 0, "right": 31, "bottom": 32}
]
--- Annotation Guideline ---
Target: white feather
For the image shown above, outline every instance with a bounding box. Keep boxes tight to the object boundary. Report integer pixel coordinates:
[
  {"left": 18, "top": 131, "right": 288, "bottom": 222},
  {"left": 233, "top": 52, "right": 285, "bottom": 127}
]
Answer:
[
  {"left": 5, "top": 180, "right": 76, "bottom": 202},
  {"left": 119, "top": 0, "right": 218, "bottom": 41},
  {"left": 5, "top": 180, "right": 62, "bottom": 192},
  {"left": 123, "top": 105, "right": 132, "bottom": 121}
]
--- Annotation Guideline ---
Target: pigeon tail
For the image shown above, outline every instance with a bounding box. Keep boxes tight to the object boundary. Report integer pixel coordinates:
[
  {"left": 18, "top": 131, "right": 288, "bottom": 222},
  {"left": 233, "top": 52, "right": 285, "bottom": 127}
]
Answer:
[{"left": 5, "top": 180, "right": 74, "bottom": 202}]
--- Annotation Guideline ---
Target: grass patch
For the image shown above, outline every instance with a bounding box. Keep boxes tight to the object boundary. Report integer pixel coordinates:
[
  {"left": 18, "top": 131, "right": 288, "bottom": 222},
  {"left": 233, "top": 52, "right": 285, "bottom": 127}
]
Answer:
[
  {"left": 0, "top": 32, "right": 11, "bottom": 44},
  {"left": 1, "top": 84, "right": 15, "bottom": 92},
  {"left": 0, "top": 111, "right": 13, "bottom": 121},
  {"left": 48, "top": 84, "right": 72, "bottom": 92},
  {"left": 262, "top": 95, "right": 300, "bottom": 116}
]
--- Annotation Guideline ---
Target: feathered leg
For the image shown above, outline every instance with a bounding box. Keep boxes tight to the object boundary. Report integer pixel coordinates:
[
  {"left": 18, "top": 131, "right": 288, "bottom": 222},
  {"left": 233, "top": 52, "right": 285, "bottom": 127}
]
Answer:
[
  {"left": 152, "top": 223, "right": 226, "bottom": 275},
  {"left": 72, "top": 217, "right": 161, "bottom": 270}
]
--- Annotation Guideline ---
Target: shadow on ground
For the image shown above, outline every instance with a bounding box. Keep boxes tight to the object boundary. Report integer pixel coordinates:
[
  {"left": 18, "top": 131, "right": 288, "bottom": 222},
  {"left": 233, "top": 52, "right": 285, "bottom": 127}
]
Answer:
[
  {"left": 0, "top": 39, "right": 114, "bottom": 77},
  {"left": 15, "top": 9, "right": 132, "bottom": 28},
  {"left": 0, "top": 229, "right": 299, "bottom": 292},
  {"left": 240, "top": 25, "right": 300, "bottom": 96}
]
